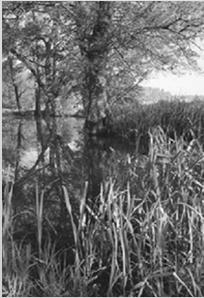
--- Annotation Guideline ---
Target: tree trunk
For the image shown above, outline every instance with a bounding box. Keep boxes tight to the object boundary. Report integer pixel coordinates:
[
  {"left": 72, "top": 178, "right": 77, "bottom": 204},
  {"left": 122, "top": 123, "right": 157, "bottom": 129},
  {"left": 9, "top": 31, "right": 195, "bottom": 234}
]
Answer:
[
  {"left": 8, "top": 56, "right": 22, "bottom": 112},
  {"left": 79, "top": 2, "right": 111, "bottom": 135},
  {"left": 34, "top": 83, "right": 42, "bottom": 118},
  {"left": 14, "top": 85, "right": 21, "bottom": 112},
  {"left": 44, "top": 40, "right": 58, "bottom": 117},
  {"left": 14, "top": 121, "right": 22, "bottom": 182}
]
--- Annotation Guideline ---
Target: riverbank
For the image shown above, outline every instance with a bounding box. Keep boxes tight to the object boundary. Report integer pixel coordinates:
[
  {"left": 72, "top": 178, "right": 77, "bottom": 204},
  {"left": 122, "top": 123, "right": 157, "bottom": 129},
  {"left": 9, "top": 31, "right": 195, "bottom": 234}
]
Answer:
[
  {"left": 2, "top": 108, "right": 85, "bottom": 118},
  {"left": 3, "top": 122, "right": 204, "bottom": 296}
]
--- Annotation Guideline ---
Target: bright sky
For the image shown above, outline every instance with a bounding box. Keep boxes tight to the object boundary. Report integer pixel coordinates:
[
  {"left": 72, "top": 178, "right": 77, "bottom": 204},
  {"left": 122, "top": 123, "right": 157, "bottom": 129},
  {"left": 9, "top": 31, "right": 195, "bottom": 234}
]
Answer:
[
  {"left": 143, "top": 73, "right": 204, "bottom": 95},
  {"left": 142, "top": 42, "right": 204, "bottom": 96}
]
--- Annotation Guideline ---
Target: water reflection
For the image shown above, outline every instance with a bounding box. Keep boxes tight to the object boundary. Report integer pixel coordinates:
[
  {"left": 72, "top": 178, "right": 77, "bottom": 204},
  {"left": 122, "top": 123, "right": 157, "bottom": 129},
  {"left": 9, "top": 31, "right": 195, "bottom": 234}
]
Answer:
[{"left": 2, "top": 115, "right": 136, "bottom": 250}]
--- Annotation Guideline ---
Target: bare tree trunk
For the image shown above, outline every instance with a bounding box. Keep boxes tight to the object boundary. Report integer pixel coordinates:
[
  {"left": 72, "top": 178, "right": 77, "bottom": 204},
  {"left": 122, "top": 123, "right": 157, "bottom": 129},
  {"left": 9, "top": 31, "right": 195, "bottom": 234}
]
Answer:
[
  {"left": 78, "top": 2, "right": 112, "bottom": 135},
  {"left": 34, "top": 84, "right": 42, "bottom": 118},
  {"left": 44, "top": 40, "right": 58, "bottom": 117},
  {"left": 34, "top": 67, "right": 43, "bottom": 118},
  {"left": 8, "top": 56, "right": 21, "bottom": 112},
  {"left": 14, "top": 121, "right": 22, "bottom": 182}
]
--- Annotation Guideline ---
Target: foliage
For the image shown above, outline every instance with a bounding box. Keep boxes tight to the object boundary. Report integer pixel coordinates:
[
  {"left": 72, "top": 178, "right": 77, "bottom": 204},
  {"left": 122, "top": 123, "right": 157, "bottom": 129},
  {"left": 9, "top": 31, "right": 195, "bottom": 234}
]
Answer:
[
  {"left": 69, "top": 1, "right": 204, "bottom": 102},
  {"left": 2, "top": 1, "right": 81, "bottom": 115},
  {"left": 2, "top": 2, "right": 204, "bottom": 120}
]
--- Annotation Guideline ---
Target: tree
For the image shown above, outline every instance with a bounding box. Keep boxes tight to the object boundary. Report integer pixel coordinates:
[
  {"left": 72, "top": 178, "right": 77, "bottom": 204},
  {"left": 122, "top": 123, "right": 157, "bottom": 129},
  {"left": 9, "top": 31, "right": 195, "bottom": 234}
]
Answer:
[
  {"left": 2, "top": 2, "right": 204, "bottom": 134},
  {"left": 71, "top": 2, "right": 112, "bottom": 134},
  {"left": 2, "top": 1, "right": 78, "bottom": 117},
  {"left": 7, "top": 55, "right": 22, "bottom": 112},
  {"left": 68, "top": 1, "right": 204, "bottom": 134}
]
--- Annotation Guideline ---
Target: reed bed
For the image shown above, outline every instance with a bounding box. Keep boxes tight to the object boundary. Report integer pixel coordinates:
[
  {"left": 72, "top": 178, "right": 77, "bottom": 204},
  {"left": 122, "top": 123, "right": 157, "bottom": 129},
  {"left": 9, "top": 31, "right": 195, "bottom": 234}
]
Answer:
[
  {"left": 110, "top": 99, "right": 204, "bottom": 148},
  {"left": 2, "top": 125, "right": 204, "bottom": 296}
]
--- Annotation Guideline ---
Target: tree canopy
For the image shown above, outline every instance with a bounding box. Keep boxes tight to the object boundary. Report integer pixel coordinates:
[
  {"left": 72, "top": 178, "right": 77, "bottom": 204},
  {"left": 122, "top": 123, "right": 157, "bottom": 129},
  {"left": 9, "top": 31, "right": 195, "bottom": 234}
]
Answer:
[{"left": 2, "top": 1, "right": 204, "bottom": 132}]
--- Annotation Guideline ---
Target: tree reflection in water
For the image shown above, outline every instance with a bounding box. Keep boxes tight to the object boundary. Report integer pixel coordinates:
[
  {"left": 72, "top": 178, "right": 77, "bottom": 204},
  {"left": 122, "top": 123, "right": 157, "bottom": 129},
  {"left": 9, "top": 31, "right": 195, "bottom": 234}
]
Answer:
[{"left": 2, "top": 115, "right": 136, "bottom": 260}]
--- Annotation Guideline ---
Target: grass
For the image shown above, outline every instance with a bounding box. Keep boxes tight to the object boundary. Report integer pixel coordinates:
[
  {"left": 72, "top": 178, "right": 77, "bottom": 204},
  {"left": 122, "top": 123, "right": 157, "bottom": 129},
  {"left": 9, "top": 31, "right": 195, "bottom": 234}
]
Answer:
[
  {"left": 2, "top": 100, "right": 204, "bottom": 296},
  {"left": 109, "top": 98, "right": 204, "bottom": 151}
]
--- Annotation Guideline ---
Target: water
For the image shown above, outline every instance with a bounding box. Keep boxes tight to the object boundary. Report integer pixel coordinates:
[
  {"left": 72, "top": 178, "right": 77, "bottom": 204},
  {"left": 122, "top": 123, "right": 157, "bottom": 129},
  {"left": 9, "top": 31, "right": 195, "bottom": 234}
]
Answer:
[{"left": 2, "top": 115, "right": 137, "bottom": 250}]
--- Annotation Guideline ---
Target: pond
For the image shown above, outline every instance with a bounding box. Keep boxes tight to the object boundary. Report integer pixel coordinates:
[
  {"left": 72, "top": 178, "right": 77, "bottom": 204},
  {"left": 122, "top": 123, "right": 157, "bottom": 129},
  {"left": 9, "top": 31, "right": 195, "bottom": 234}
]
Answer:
[{"left": 2, "top": 115, "right": 137, "bottom": 254}]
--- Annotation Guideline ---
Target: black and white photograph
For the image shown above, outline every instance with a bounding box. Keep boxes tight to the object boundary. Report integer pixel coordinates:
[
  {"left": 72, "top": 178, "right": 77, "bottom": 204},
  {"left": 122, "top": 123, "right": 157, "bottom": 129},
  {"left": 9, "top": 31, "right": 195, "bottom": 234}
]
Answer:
[{"left": 2, "top": 1, "right": 204, "bottom": 296}]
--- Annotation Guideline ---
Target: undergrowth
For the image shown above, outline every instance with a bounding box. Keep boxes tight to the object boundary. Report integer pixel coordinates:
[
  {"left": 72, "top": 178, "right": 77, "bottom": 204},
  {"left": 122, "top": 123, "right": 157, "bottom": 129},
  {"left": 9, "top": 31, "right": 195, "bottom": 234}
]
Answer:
[{"left": 2, "top": 125, "right": 204, "bottom": 296}]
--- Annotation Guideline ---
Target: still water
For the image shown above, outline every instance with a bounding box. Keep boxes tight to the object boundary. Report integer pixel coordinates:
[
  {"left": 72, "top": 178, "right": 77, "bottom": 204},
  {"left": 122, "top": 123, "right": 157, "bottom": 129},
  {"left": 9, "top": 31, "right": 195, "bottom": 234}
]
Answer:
[{"left": 2, "top": 115, "right": 137, "bottom": 250}]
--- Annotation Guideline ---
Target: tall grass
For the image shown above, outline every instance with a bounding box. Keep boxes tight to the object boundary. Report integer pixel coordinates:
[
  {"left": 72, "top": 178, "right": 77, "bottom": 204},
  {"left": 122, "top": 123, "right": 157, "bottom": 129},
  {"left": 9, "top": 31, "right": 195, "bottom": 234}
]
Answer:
[
  {"left": 2, "top": 170, "right": 34, "bottom": 296},
  {"left": 59, "top": 126, "right": 204, "bottom": 296},
  {"left": 110, "top": 99, "right": 204, "bottom": 149},
  {"left": 2, "top": 126, "right": 204, "bottom": 296}
]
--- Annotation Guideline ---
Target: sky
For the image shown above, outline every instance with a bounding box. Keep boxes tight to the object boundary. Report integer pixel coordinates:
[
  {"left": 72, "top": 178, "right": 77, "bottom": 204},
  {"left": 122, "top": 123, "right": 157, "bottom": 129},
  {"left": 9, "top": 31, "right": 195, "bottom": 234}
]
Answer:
[
  {"left": 142, "top": 42, "right": 204, "bottom": 96},
  {"left": 142, "top": 73, "right": 204, "bottom": 96}
]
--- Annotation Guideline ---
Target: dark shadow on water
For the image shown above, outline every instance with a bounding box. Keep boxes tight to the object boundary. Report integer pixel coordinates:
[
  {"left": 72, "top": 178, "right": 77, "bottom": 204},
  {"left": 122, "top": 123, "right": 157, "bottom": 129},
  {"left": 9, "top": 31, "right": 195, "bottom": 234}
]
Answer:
[{"left": 83, "top": 135, "right": 136, "bottom": 202}]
